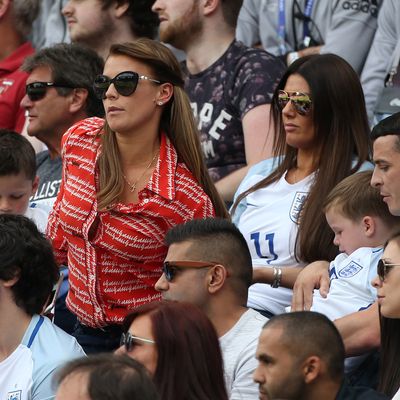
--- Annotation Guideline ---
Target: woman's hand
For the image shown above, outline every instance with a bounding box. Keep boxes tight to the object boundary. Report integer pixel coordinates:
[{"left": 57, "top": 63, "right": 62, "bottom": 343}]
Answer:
[{"left": 291, "top": 260, "right": 330, "bottom": 311}]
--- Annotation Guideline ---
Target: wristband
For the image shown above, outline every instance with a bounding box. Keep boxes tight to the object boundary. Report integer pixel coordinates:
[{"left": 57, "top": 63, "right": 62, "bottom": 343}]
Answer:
[{"left": 271, "top": 267, "right": 282, "bottom": 288}]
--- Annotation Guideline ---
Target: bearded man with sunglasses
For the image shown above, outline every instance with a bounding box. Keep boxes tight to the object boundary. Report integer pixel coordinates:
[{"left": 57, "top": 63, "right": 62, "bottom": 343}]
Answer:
[
  {"left": 21, "top": 43, "right": 104, "bottom": 213},
  {"left": 155, "top": 217, "right": 267, "bottom": 400}
]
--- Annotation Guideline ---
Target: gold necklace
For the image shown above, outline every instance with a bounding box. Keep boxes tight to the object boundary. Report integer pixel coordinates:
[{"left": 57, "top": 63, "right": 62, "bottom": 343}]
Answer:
[{"left": 123, "top": 151, "right": 159, "bottom": 193}]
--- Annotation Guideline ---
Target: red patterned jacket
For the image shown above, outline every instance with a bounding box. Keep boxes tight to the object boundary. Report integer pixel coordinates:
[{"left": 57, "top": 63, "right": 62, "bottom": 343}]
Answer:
[{"left": 47, "top": 118, "right": 215, "bottom": 327}]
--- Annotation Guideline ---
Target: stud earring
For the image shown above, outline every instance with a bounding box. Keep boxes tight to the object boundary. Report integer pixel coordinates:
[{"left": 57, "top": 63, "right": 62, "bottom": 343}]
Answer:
[{"left": 157, "top": 101, "right": 163, "bottom": 106}]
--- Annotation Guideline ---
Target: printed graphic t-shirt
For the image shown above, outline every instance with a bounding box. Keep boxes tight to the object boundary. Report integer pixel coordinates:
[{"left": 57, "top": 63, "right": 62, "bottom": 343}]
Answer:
[{"left": 184, "top": 40, "right": 284, "bottom": 182}]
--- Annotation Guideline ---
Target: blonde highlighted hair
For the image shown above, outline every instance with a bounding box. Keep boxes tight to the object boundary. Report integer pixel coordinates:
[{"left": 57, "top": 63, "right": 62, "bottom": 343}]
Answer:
[{"left": 97, "top": 38, "right": 228, "bottom": 218}]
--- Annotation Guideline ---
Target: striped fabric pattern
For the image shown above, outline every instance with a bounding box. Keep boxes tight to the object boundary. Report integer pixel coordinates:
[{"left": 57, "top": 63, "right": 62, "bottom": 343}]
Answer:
[{"left": 47, "top": 117, "right": 215, "bottom": 327}]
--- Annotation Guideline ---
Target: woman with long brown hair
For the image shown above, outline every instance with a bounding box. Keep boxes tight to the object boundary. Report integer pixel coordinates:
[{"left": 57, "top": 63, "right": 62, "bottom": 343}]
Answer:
[
  {"left": 231, "top": 53, "right": 371, "bottom": 317},
  {"left": 47, "top": 38, "right": 227, "bottom": 353},
  {"left": 116, "top": 301, "right": 229, "bottom": 400}
]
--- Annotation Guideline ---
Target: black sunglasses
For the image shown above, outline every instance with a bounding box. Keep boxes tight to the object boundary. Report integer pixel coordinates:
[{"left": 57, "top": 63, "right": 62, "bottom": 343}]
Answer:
[
  {"left": 26, "top": 82, "right": 75, "bottom": 102},
  {"left": 120, "top": 332, "right": 155, "bottom": 352},
  {"left": 278, "top": 90, "right": 313, "bottom": 115},
  {"left": 162, "top": 260, "right": 217, "bottom": 282},
  {"left": 377, "top": 259, "right": 400, "bottom": 281},
  {"left": 93, "top": 71, "right": 161, "bottom": 100}
]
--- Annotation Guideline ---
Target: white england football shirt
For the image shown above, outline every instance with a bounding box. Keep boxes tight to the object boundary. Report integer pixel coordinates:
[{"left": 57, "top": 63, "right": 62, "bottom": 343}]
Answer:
[
  {"left": 0, "top": 315, "right": 85, "bottom": 400},
  {"left": 311, "top": 247, "right": 380, "bottom": 319},
  {"left": 238, "top": 171, "right": 314, "bottom": 314}
]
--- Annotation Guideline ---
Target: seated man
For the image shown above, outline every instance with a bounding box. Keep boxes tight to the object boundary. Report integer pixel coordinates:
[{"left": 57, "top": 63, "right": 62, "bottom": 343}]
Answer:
[
  {"left": 155, "top": 217, "right": 267, "bottom": 399},
  {"left": 55, "top": 354, "right": 160, "bottom": 400},
  {"left": 0, "top": 214, "right": 85, "bottom": 400},
  {"left": 254, "top": 311, "right": 388, "bottom": 400}
]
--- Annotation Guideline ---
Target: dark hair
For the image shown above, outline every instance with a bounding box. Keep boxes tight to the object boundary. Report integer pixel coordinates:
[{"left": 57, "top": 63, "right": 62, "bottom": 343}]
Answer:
[
  {"left": 97, "top": 39, "right": 228, "bottom": 218},
  {"left": 0, "top": 214, "right": 59, "bottom": 315},
  {"left": 378, "top": 231, "right": 400, "bottom": 396},
  {"left": 324, "top": 170, "right": 400, "bottom": 230},
  {"left": 22, "top": 43, "right": 105, "bottom": 118},
  {"left": 371, "top": 112, "right": 400, "bottom": 151},
  {"left": 100, "top": 0, "right": 159, "bottom": 39},
  {"left": 378, "top": 317, "right": 400, "bottom": 397},
  {"left": 165, "top": 217, "right": 252, "bottom": 301},
  {"left": 0, "top": 129, "right": 36, "bottom": 180},
  {"left": 13, "top": 0, "right": 40, "bottom": 37},
  {"left": 123, "top": 301, "right": 228, "bottom": 400},
  {"left": 265, "top": 311, "right": 345, "bottom": 380},
  {"left": 221, "top": 0, "right": 243, "bottom": 28},
  {"left": 233, "top": 54, "right": 371, "bottom": 263},
  {"left": 56, "top": 354, "right": 160, "bottom": 400}
]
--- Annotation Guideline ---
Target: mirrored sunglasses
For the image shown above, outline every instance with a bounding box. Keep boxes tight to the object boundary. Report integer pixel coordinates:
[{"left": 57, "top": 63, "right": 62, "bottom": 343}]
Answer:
[
  {"left": 26, "top": 81, "right": 75, "bottom": 102},
  {"left": 93, "top": 71, "right": 161, "bottom": 100},
  {"left": 377, "top": 259, "right": 400, "bottom": 281},
  {"left": 278, "top": 90, "right": 313, "bottom": 115},
  {"left": 120, "top": 332, "right": 155, "bottom": 352},
  {"left": 162, "top": 260, "right": 217, "bottom": 282}
]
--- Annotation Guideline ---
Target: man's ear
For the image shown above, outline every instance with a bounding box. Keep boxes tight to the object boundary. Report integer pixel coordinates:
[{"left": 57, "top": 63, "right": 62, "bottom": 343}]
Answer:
[
  {"left": 207, "top": 264, "right": 228, "bottom": 294},
  {"left": 68, "top": 88, "right": 89, "bottom": 114},
  {"left": 302, "top": 356, "right": 321, "bottom": 384},
  {"left": 202, "top": 0, "right": 218, "bottom": 17},
  {"left": 0, "top": 0, "right": 11, "bottom": 19},
  {"left": 113, "top": 0, "right": 129, "bottom": 19}
]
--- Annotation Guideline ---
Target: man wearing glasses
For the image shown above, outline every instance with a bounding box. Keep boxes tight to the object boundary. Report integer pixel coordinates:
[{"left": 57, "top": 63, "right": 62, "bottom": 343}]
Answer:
[
  {"left": 21, "top": 43, "right": 104, "bottom": 213},
  {"left": 155, "top": 217, "right": 267, "bottom": 400}
]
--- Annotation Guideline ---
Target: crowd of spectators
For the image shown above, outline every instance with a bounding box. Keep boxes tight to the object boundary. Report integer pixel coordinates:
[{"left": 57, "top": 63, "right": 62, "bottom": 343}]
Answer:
[{"left": 1, "top": 1, "right": 400, "bottom": 399}]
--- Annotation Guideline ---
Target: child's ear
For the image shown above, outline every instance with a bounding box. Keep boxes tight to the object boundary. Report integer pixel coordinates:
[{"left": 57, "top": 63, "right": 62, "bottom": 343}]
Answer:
[
  {"left": 31, "top": 176, "right": 39, "bottom": 196},
  {"left": 363, "top": 216, "right": 375, "bottom": 237}
]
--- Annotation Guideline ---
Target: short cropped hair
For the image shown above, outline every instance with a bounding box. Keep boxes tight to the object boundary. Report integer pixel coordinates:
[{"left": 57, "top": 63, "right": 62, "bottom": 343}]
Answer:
[
  {"left": 0, "top": 129, "right": 36, "bottom": 181},
  {"left": 0, "top": 214, "right": 59, "bottom": 315},
  {"left": 100, "top": 0, "right": 159, "bottom": 39},
  {"left": 371, "top": 112, "right": 400, "bottom": 151},
  {"left": 22, "top": 43, "right": 104, "bottom": 118},
  {"left": 264, "top": 311, "right": 345, "bottom": 380},
  {"left": 220, "top": 0, "right": 243, "bottom": 28},
  {"left": 165, "top": 218, "right": 252, "bottom": 301},
  {"left": 13, "top": 0, "right": 40, "bottom": 37},
  {"left": 56, "top": 354, "right": 160, "bottom": 400},
  {"left": 323, "top": 170, "right": 400, "bottom": 230}
]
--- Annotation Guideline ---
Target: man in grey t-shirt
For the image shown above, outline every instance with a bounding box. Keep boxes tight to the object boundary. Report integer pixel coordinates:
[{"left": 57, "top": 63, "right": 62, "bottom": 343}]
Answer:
[
  {"left": 155, "top": 218, "right": 267, "bottom": 400},
  {"left": 21, "top": 43, "right": 104, "bottom": 212}
]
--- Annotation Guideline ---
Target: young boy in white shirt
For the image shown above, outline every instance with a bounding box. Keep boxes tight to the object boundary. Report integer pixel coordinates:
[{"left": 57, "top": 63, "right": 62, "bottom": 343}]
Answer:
[
  {"left": 310, "top": 170, "right": 400, "bottom": 319},
  {"left": 307, "top": 170, "right": 400, "bottom": 382},
  {"left": 0, "top": 129, "right": 48, "bottom": 232}
]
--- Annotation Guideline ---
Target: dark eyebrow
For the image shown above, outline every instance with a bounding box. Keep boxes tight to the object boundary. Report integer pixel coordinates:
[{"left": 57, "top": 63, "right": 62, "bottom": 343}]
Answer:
[{"left": 256, "top": 353, "right": 274, "bottom": 363}]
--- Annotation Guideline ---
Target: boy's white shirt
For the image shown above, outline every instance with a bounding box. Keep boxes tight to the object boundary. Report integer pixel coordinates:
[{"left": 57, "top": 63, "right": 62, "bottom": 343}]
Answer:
[
  {"left": 309, "top": 246, "right": 381, "bottom": 320},
  {"left": 24, "top": 206, "right": 49, "bottom": 234}
]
